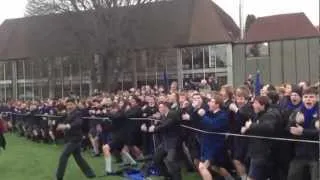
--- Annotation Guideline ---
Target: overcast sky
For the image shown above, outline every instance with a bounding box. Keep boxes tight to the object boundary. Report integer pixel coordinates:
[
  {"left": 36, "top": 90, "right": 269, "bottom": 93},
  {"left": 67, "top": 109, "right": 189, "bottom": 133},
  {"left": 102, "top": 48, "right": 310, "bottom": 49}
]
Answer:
[
  {"left": 0, "top": 0, "right": 319, "bottom": 26},
  {"left": 214, "top": 0, "right": 319, "bottom": 27}
]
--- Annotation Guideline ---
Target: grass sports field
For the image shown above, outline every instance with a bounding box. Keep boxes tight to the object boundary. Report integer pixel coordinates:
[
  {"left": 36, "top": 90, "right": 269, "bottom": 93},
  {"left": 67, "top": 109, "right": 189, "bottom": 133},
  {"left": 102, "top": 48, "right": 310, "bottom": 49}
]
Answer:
[{"left": 0, "top": 133, "right": 200, "bottom": 180}]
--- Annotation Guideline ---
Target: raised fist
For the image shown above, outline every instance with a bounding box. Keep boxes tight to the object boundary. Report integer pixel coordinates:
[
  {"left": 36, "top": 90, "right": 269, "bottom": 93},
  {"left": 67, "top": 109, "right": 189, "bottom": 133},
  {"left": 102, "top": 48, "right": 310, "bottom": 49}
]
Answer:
[
  {"left": 142, "top": 105, "right": 147, "bottom": 110},
  {"left": 241, "top": 127, "right": 247, "bottom": 134},
  {"left": 141, "top": 124, "right": 147, "bottom": 132},
  {"left": 182, "top": 113, "right": 191, "bottom": 121},
  {"left": 245, "top": 120, "right": 252, "bottom": 129},
  {"left": 152, "top": 112, "right": 161, "bottom": 119},
  {"left": 149, "top": 125, "right": 155, "bottom": 133},
  {"left": 295, "top": 112, "right": 305, "bottom": 124},
  {"left": 198, "top": 109, "right": 206, "bottom": 117},
  {"left": 315, "top": 120, "right": 320, "bottom": 130},
  {"left": 229, "top": 103, "right": 239, "bottom": 113}
]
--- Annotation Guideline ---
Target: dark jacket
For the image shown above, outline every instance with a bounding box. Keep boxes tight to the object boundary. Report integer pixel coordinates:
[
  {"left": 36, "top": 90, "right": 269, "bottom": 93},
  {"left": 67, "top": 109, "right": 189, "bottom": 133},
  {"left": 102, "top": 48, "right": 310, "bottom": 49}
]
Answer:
[
  {"left": 279, "top": 96, "right": 290, "bottom": 109},
  {"left": 269, "top": 104, "right": 285, "bottom": 138},
  {"left": 200, "top": 110, "right": 229, "bottom": 159},
  {"left": 186, "top": 104, "right": 208, "bottom": 128},
  {"left": 246, "top": 107, "right": 278, "bottom": 158},
  {"left": 125, "top": 105, "right": 143, "bottom": 132},
  {"left": 142, "top": 105, "right": 158, "bottom": 127},
  {"left": 142, "top": 106, "right": 158, "bottom": 118},
  {"left": 108, "top": 109, "right": 128, "bottom": 137},
  {"left": 64, "top": 109, "right": 84, "bottom": 143},
  {"left": 154, "top": 110, "right": 181, "bottom": 150},
  {"left": 288, "top": 105, "right": 319, "bottom": 160},
  {"left": 234, "top": 103, "right": 254, "bottom": 133},
  {"left": 222, "top": 99, "right": 236, "bottom": 133},
  {"left": 282, "top": 101, "right": 302, "bottom": 125},
  {"left": 268, "top": 103, "right": 295, "bottom": 165}
]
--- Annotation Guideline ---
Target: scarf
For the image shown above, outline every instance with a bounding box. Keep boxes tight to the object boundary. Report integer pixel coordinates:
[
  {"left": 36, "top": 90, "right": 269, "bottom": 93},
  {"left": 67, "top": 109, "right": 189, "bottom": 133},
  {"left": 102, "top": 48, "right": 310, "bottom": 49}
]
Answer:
[
  {"left": 301, "top": 105, "right": 318, "bottom": 128},
  {"left": 287, "top": 100, "right": 302, "bottom": 111}
]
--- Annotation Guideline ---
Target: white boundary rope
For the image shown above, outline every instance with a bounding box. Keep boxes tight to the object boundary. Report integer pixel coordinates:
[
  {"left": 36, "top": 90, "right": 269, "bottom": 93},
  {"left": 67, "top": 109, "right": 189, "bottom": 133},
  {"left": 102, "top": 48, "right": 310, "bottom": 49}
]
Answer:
[
  {"left": 135, "top": 117, "right": 320, "bottom": 144},
  {"left": 180, "top": 124, "right": 320, "bottom": 144},
  {"left": 3, "top": 112, "right": 320, "bottom": 144}
]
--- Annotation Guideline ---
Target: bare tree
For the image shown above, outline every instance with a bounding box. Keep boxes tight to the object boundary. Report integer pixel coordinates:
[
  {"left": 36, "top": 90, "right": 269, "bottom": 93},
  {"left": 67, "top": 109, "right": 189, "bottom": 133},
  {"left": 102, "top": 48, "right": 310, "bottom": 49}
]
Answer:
[
  {"left": 26, "top": 0, "right": 166, "bottom": 16},
  {"left": 25, "top": 0, "right": 168, "bottom": 92},
  {"left": 245, "top": 14, "right": 256, "bottom": 34}
]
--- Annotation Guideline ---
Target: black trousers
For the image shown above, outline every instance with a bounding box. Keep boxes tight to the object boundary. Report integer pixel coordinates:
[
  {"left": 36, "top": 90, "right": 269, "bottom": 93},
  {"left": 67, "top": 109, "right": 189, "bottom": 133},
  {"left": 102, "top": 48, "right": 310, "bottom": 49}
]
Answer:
[
  {"left": 56, "top": 141, "right": 95, "bottom": 180},
  {"left": 287, "top": 158, "right": 319, "bottom": 180},
  {"left": 153, "top": 147, "right": 181, "bottom": 180},
  {"left": 0, "top": 133, "right": 6, "bottom": 149}
]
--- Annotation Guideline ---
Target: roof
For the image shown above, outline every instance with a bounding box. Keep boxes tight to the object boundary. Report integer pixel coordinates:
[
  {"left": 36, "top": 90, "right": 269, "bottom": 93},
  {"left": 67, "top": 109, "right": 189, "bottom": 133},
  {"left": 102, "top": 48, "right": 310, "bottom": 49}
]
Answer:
[
  {"left": 244, "top": 13, "right": 320, "bottom": 43},
  {"left": 0, "top": 0, "right": 239, "bottom": 60}
]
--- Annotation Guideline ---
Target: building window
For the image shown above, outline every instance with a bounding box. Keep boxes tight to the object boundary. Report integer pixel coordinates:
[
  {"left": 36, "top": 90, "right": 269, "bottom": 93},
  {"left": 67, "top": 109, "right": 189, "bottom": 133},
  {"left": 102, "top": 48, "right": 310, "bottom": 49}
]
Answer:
[
  {"left": 182, "top": 48, "right": 192, "bottom": 70},
  {"left": 193, "top": 47, "right": 204, "bottom": 69},
  {"left": 209, "top": 45, "right": 227, "bottom": 68},
  {"left": 246, "top": 42, "right": 269, "bottom": 57},
  {"left": 182, "top": 45, "right": 228, "bottom": 70}
]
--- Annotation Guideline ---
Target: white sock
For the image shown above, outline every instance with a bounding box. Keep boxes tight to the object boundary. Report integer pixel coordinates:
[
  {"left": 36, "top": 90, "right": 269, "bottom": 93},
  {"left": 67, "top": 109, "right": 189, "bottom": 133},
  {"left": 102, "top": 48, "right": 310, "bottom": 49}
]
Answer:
[
  {"left": 224, "top": 175, "right": 235, "bottom": 180},
  {"left": 122, "top": 152, "right": 137, "bottom": 165},
  {"left": 121, "top": 153, "right": 129, "bottom": 164},
  {"left": 241, "top": 175, "right": 247, "bottom": 180},
  {"left": 137, "top": 154, "right": 144, "bottom": 159},
  {"left": 105, "top": 156, "right": 112, "bottom": 173}
]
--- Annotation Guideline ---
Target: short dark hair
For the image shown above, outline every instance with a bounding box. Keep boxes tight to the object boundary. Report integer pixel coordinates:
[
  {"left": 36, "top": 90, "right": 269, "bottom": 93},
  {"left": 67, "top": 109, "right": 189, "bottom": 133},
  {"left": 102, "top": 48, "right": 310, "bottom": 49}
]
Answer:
[
  {"left": 221, "top": 85, "right": 234, "bottom": 99},
  {"left": 212, "top": 94, "right": 224, "bottom": 108},
  {"left": 132, "top": 96, "right": 142, "bottom": 105},
  {"left": 66, "top": 98, "right": 76, "bottom": 104},
  {"left": 170, "top": 93, "right": 179, "bottom": 102},
  {"left": 303, "top": 87, "right": 318, "bottom": 95},
  {"left": 267, "top": 90, "right": 279, "bottom": 104},
  {"left": 265, "top": 84, "right": 276, "bottom": 92},
  {"left": 236, "top": 85, "right": 250, "bottom": 99},
  {"left": 158, "top": 101, "right": 170, "bottom": 108},
  {"left": 192, "top": 93, "right": 201, "bottom": 97},
  {"left": 254, "top": 96, "right": 270, "bottom": 107}
]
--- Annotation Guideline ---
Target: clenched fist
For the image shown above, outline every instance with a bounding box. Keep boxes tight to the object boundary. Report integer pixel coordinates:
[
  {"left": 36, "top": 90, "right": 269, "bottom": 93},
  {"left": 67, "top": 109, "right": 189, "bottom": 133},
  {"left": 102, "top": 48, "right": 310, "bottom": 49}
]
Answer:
[
  {"left": 148, "top": 125, "right": 155, "bottom": 133},
  {"left": 229, "top": 103, "right": 239, "bottom": 113},
  {"left": 182, "top": 113, "right": 191, "bottom": 121},
  {"left": 198, "top": 109, "right": 206, "bottom": 117},
  {"left": 141, "top": 124, "right": 147, "bottom": 132},
  {"left": 315, "top": 120, "right": 320, "bottom": 130},
  {"left": 295, "top": 112, "right": 305, "bottom": 124}
]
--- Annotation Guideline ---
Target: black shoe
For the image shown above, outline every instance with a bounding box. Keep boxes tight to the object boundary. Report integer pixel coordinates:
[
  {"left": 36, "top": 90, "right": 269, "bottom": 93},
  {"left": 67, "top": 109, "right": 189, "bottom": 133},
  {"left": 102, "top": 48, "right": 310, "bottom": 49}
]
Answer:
[
  {"left": 118, "top": 163, "right": 131, "bottom": 168},
  {"left": 119, "top": 163, "right": 137, "bottom": 168},
  {"left": 91, "top": 153, "right": 100, "bottom": 157},
  {"left": 105, "top": 171, "right": 122, "bottom": 176},
  {"left": 87, "top": 174, "right": 96, "bottom": 179}
]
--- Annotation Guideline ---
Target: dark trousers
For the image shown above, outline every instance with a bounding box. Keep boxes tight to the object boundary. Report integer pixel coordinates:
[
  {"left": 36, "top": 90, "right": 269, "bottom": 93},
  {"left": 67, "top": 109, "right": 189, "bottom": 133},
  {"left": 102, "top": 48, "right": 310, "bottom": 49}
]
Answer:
[
  {"left": 153, "top": 148, "right": 181, "bottom": 180},
  {"left": 142, "top": 132, "right": 153, "bottom": 155},
  {"left": 287, "top": 159, "right": 319, "bottom": 180},
  {"left": 56, "top": 141, "right": 95, "bottom": 180},
  {"left": 248, "top": 158, "right": 272, "bottom": 180},
  {"left": 0, "top": 133, "right": 6, "bottom": 149}
]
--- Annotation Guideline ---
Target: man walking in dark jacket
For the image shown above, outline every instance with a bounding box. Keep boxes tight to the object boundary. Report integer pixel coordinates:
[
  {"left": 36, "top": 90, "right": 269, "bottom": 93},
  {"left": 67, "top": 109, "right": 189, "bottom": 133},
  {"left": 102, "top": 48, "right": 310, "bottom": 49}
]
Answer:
[
  {"left": 141, "top": 102, "right": 181, "bottom": 180},
  {"left": 55, "top": 99, "right": 96, "bottom": 180},
  {"left": 241, "top": 96, "right": 278, "bottom": 180}
]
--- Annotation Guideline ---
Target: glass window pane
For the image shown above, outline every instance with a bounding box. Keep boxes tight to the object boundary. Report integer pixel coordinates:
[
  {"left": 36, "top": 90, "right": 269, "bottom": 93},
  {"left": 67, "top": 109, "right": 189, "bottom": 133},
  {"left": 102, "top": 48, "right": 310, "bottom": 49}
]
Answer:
[
  {"left": 209, "top": 45, "right": 227, "bottom": 68},
  {"left": 182, "top": 48, "right": 192, "bottom": 70},
  {"left": 193, "top": 47, "right": 203, "bottom": 69}
]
